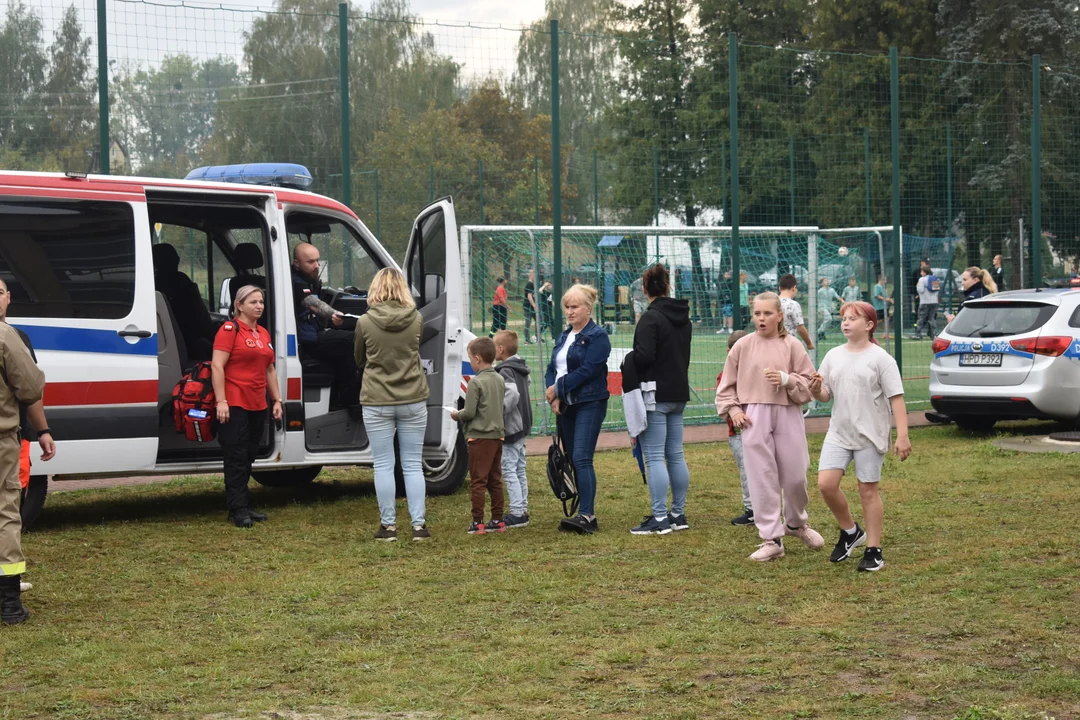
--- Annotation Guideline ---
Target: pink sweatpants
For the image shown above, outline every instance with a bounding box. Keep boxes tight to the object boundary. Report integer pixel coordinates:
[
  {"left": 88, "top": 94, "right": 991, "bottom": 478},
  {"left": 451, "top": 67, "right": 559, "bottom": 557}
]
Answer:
[{"left": 741, "top": 403, "right": 811, "bottom": 541}]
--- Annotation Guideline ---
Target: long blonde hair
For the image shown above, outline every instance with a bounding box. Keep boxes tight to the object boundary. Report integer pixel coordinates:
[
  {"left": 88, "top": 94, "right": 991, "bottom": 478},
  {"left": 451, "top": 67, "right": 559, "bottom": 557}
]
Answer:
[
  {"left": 368, "top": 268, "right": 415, "bottom": 307},
  {"left": 966, "top": 266, "right": 998, "bottom": 294},
  {"left": 562, "top": 283, "right": 598, "bottom": 311},
  {"left": 753, "top": 291, "right": 787, "bottom": 337}
]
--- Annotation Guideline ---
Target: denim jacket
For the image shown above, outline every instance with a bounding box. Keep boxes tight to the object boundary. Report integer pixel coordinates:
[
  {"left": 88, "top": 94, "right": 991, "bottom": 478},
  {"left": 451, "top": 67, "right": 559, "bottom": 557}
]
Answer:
[{"left": 545, "top": 320, "right": 611, "bottom": 406}]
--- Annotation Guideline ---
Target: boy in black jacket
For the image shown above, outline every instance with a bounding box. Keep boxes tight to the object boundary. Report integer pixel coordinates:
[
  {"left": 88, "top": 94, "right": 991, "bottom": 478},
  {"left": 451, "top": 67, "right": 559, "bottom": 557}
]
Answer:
[{"left": 494, "top": 330, "right": 533, "bottom": 528}]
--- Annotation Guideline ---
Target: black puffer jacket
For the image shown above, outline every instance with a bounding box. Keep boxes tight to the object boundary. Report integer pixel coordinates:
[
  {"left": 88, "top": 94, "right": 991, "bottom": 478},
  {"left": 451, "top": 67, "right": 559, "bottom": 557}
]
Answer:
[
  {"left": 960, "top": 281, "right": 991, "bottom": 311},
  {"left": 632, "top": 296, "right": 692, "bottom": 403}
]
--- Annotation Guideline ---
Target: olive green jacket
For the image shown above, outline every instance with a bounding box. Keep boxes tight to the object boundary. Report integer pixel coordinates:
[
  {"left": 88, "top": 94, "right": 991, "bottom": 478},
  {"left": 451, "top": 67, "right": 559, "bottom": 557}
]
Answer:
[{"left": 354, "top": 302, "right": 430, "bottom": 406}]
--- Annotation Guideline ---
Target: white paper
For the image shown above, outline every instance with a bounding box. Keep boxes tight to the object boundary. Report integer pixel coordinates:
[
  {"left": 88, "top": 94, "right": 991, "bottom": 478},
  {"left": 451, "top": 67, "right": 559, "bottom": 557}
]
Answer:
[
  {"left": 443, "top": 405, "right": 458, "bottom": 414},
  {"left": 421, "top": 359, "right": 435, "bottom": 375}
]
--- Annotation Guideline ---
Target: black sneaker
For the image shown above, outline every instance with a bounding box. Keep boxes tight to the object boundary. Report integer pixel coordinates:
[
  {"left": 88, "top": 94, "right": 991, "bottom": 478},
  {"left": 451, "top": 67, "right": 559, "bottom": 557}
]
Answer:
[
  {"left": 504, "top": 513, "right": 530, "bottom": 529},
  {"left": 374, "top": 524, "right": 398, "bottom": 542},
  {"left": 559, "top": 515, "right": 596, "bottom": 534},
  {"left": 857, "top": 547, "right": 885, "bottom": 572},
  {"left": 730, "top": 509, "right": 755, "bottom": 526},
  {"left": 228, "top": 509, "right": 253, "bottom": 529},
  {"left": 411, "top": 525, "right": 431, "bottom": 541},
  {"left": 248, "top": 509, "right": 268, "bottom": 523},
  {"left": 467, "top": 521, "right": 486, "bottom": 535},
  {"left": 630, "top": 515, "right": 672, "bottom": 535},
  {"left": 668, "top": 513, "right": 690, "bottom": 531},
  {"left": 830, "top": 525, "right": 867, "bottom": 562}
]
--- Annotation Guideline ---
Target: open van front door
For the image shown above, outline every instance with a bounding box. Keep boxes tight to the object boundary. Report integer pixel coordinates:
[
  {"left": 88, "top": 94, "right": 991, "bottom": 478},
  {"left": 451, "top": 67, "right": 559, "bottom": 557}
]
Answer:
[{"left": 402, "top": 198, "right": 467, "bottom": 491}]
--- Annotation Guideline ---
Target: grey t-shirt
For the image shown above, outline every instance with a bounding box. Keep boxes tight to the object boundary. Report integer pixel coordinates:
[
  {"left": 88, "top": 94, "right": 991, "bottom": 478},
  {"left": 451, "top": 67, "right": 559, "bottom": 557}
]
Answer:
[{"left": 819, "top": 344, "right": 904, "bottom": 454}]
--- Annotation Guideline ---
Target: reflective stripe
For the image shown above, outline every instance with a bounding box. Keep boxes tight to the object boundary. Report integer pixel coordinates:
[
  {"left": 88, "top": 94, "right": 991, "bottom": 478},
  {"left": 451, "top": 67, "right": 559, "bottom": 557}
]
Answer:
[{"left": 0, "top": 561, "right": 26, "bottom": 576}]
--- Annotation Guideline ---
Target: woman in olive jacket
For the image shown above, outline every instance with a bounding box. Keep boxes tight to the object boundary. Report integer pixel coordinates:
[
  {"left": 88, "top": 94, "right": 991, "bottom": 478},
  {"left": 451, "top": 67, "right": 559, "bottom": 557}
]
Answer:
[{"left": 354, "top": 268, "right": 431, "bottom": 542}]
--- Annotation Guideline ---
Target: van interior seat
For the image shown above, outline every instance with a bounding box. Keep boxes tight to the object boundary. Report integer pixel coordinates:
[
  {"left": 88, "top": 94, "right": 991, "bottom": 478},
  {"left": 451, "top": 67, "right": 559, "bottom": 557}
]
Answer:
[
  {"left": 156, "top": 291, "right": 188, "bottom": 413},
  {"left": 152, "top": 243, "right": 215, "bottom": 361},
  {"left": 228, "top": 242, "right": 267, "bottom": 306}
]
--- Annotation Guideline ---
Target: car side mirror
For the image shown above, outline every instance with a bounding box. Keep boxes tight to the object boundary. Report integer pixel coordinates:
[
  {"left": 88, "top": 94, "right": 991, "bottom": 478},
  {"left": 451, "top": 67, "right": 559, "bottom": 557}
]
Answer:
[{"left": 424, "top": 273, "right": 444, "bottom": 302}]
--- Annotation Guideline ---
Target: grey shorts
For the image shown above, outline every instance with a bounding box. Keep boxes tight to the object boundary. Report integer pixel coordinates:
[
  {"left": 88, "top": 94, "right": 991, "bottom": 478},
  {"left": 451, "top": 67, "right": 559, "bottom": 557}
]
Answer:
[{"left": 818, "top": 441, "right": 885, "bottom": 484}]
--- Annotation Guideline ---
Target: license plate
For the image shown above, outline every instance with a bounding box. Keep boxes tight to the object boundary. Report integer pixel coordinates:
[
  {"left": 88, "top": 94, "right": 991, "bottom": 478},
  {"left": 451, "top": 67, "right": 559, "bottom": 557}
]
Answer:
[{"left": 959, "top": 353, "right": 1002, "bottom": 367}]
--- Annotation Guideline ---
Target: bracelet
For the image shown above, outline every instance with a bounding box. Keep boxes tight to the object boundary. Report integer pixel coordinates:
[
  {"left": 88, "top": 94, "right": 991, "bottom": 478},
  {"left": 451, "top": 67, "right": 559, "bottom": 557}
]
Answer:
[
  {"left": 272, "top": 399, "right": 282, "bottom": 404},
  {"left": 216, "top": 401, "right": 228, "bottom": 406},
  {"left": 38, "top": 428, "right": 52, "bottom": 436}
]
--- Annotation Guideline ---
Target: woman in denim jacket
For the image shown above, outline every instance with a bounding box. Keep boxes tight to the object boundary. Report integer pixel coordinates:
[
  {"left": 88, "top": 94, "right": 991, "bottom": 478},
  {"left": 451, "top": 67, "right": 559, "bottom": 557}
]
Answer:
[{"left": 545, "top": 284, "right": 611, "bottom": 534}]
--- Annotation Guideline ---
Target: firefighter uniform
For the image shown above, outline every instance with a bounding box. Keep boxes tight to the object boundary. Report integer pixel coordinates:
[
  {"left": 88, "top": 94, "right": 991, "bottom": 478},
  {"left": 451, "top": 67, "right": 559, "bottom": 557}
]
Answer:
[{"left": 0, "top": 323, "right": 45, "bottom": 625}]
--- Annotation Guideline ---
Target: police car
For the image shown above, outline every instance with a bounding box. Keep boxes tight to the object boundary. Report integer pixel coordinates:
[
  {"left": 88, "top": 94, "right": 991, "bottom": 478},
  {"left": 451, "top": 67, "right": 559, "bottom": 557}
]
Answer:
[
  {"left": 929, "top": 288, "right": 1080, "bottom": 431},
  {"left": 0, "top": 163, "right": 474, "bottom": 517}
]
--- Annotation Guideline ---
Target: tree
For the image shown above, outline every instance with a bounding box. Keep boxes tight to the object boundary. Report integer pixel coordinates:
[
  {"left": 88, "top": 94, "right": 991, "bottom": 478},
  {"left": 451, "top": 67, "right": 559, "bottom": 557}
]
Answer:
[
  {"left": 42, "top": 5, "right": 97, "bottom": 172},
  {"left": 0, "top": 1, "right": 47, "bottom": 154}
]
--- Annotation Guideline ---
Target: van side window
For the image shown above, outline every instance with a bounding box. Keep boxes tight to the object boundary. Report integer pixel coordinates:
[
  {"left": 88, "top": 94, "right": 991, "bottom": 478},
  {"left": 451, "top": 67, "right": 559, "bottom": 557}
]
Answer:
[
  {"left": 286, "top": 215, "right": 380, "bottom": 291},
  {"left": 0, "top": 198, "right": 136, "bottom": 319}
]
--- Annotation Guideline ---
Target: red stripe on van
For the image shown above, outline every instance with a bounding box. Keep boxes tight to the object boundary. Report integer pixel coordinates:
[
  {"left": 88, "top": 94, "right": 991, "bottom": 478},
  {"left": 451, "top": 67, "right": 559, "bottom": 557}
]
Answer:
[
  {"left": 43, "top": 380, "right": 158, "bottom": 407},
  {"left": 287, "top": 377, "right": 301, "bottom": 401},
  {"left": 0, "top": 186, "right": 145, "bottom": 203}
]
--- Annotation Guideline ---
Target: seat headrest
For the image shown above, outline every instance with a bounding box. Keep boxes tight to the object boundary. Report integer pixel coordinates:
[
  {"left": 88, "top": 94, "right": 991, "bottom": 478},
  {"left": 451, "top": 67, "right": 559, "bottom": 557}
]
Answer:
[
  {"left": 234, "top": 242, "right": 264, "bottom": 271},
  {"left": 152, "top": 243, "right": 181, "bottom": 273}
]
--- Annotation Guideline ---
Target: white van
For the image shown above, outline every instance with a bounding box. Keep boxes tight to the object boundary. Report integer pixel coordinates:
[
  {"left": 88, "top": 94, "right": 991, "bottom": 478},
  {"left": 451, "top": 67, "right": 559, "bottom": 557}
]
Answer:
[{"left": 0, "top": 165, "right": 473, "bottom": 523}]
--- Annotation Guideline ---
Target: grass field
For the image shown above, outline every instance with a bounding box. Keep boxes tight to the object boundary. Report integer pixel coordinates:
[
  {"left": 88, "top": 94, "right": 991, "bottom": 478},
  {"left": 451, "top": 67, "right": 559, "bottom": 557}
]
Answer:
[{"left": 6, "top": 421, "right": 1078, "bottom": 719}]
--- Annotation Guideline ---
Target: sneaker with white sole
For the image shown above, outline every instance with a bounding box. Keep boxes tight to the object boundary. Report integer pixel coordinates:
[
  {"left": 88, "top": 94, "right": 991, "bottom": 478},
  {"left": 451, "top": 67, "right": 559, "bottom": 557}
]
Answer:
[
  {"left": 667, "top": 513, "right": 690, "bottom": 531},
  {"left": 411, "top": 525, "right": 432, "bottom": 541},
  {"left": 785, "top": 523, "right": 825, "bottom": 550},
  {"left": 374, "top": 524, "right": 398, "bottom": 542},
  {"left": 829, "top": 525, "right": 867, "bottom": 562},
  {"left": 630, "top": 515, "right": 672, "bottom": 535},
  {"left": 857, "top": 547, "right": 885, "bottom": 572},
  {"left": 749, "top": 540, "right": 785, "bottom": 561}
]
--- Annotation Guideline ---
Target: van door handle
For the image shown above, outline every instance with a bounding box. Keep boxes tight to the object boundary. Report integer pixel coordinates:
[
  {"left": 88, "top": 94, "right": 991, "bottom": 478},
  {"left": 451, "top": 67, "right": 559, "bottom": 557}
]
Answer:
[{"left": 117, "top": 329, "right": 152, "bottom": 338}]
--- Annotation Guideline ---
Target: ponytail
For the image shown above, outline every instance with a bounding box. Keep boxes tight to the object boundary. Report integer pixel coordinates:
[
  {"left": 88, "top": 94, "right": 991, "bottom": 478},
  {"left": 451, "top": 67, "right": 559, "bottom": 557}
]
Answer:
[{"left": 981, "top": 269, "right": 998, "bottom": 294}]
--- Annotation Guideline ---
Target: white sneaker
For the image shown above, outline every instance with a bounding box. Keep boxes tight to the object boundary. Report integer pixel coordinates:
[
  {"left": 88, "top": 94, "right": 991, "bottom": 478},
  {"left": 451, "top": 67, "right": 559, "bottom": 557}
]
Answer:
[
  {"left": 749, "top": 541, "right": 785, "bottom": 562},
  {"left": 19, "top": 581, "right": 32, "bottom": 592},
  {"left": 785, "top": 523, "right": 825, "bottom": 550}
]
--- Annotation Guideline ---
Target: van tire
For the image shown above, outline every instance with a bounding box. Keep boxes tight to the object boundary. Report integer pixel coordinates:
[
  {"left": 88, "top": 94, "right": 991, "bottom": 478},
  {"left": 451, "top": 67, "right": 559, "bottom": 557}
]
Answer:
[
  {"left": 953, "top": 415, "right": 997, "bottom": 432},
  {"left": 394, "top": 428, "right": 468, "bottom": 497},
  {"left": 252, "top": 466, "right": 322, "bottom": 487},
  {"left": 20, "top": 475, "right": 48, "bottom": 531}
]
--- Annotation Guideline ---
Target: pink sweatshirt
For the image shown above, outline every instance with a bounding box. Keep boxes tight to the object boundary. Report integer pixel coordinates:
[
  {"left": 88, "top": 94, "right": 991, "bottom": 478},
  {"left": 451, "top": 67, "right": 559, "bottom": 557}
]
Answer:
[{"left": 714, "top": 332, "right": 814, "bottom": 417}]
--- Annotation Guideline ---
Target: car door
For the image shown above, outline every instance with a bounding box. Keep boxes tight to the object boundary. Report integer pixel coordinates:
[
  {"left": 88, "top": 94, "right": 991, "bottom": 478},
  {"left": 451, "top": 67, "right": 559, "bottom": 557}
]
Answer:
[
  {"left": 0, "top": 175, "right": 160, "bottom": 475},
  {"left": 403, "top": 198, "right": 463, "bottom": 456}
]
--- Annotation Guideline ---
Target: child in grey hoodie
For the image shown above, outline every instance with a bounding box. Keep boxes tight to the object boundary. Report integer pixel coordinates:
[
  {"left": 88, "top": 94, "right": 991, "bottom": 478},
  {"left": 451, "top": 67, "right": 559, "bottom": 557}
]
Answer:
[{"left": 494, "top": 330, "right": 533, "bottom": 528}]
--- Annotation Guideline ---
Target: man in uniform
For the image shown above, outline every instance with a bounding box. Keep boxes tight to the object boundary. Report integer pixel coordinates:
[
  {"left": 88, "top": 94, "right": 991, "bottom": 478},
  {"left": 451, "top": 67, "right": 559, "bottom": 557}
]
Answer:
[
  {"left": 291, "top": 242, "right": 359, "bottom": 409},
  {"left": 0, "top": 314, "right": 46, "bottom": 624}
]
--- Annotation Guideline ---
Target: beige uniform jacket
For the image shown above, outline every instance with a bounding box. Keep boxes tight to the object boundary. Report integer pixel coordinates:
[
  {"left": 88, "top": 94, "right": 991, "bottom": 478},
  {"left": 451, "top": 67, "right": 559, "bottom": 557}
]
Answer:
[{"left": 0, "top": 324, "right": 45, "bottom": 436}]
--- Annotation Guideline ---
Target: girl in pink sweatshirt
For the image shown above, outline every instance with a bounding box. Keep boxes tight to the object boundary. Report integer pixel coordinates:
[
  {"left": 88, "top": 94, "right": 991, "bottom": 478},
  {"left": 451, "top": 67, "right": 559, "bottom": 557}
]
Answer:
[{"left": 715, "top": 292, "right": 825, "bottom": 561}]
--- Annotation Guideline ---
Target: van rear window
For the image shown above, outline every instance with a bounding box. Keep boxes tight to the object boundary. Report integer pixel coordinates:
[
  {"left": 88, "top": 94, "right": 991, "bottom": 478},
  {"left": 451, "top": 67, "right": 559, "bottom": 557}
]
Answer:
[
  {"left": 949, "top": 301, "right": 1057, "bottom": 338},
  {"left": 0, "top": 199, "right": 136, "bottom": 320}
]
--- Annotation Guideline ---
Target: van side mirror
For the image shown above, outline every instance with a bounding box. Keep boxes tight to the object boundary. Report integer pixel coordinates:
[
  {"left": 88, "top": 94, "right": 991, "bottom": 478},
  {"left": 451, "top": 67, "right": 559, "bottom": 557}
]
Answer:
[{"left": 424, "top": 273, "right": 444, "bottom": 302}]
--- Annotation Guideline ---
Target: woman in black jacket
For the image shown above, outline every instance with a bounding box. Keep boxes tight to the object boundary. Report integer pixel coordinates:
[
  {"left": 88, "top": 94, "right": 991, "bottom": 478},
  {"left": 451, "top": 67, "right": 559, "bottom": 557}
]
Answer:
[
  {"left": 945, "top": 265, "right": 998, "bottom": 323},
  {"left": 628, "top": 264, "right": 693, "bottom": 535}
]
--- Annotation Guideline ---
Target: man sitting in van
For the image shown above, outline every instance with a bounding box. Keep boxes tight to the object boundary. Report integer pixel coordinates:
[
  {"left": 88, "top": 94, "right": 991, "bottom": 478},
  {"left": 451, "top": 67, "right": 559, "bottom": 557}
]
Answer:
[{"left": 291, "top": 243, "right": 359, "bottom": 409}]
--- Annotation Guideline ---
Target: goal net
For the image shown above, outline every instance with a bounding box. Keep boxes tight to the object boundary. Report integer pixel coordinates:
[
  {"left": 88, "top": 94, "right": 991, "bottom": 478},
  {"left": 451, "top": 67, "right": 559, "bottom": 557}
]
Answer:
[{"left": 460, "top": 224, "right": 956, "bottom": 432}]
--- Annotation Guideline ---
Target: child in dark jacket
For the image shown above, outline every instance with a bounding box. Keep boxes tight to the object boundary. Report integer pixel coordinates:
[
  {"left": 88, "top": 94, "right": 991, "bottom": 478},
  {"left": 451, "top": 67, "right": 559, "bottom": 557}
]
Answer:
[{"left": 494, "top": 330, "right": 533, "bottom": 528}]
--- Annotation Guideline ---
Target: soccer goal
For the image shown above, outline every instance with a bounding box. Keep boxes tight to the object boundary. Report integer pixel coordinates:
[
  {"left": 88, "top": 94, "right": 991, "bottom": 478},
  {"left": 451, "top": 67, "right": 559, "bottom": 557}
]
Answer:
[{"left": 459, "top": 224, "right": 899, "bottom": 430}]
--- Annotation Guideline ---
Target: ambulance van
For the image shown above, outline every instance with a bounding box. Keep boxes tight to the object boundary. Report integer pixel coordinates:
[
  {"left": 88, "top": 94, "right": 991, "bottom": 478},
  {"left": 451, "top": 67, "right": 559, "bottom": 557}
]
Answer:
[{"left": 0, "top": 164, "right": 474, "bottom": 523}]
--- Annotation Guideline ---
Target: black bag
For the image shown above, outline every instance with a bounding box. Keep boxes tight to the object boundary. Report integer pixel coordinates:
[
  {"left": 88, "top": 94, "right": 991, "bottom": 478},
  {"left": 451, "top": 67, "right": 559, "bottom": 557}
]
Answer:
[{"left": 546, "top": 419, "right": 579, "bottom": 517}]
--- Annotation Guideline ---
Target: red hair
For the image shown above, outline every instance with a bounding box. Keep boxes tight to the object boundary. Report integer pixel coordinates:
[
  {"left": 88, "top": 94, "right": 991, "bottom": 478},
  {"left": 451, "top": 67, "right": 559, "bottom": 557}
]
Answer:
[{"left": 839, "top": 301, "right": 880, "bottom": 345}]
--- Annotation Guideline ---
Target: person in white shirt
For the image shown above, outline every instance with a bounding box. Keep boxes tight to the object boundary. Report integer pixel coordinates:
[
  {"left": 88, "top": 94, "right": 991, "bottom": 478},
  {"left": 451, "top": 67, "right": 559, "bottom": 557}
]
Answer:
[
  {"left": 915, "top": 266, "right": 940, "bottom": 339},
  {"left": 778, "top": 274, "right": 814, "bottom": 351}
]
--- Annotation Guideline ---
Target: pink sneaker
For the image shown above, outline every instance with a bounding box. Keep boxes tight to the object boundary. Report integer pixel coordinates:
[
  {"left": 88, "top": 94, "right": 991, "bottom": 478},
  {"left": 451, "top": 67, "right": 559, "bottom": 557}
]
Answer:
[
  {"left": 785, "top": 524, "right": 825, "bottom": 550},
  {"left": 749, "top": 541, "right": 785, "bottom": 562}
]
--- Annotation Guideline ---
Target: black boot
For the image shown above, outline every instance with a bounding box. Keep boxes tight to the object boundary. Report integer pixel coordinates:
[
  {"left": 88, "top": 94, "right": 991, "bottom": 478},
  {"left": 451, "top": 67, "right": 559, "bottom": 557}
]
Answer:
[
  {"left": 228, "top": 508, "right": 253, "bottom": 528},
  {"left": 0, "top": 575, "right": 29, "bottom": 625},
  {"left": 248, "top": 508, "right": 268, "bottom": 523}
]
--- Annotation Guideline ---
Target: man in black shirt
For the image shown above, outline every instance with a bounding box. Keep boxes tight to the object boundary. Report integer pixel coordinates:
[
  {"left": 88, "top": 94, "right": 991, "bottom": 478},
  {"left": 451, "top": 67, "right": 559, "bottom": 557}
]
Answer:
[
  {"left": 991, "top": 254, "right": 1007, "bottom": 291},
  {"left": 522, "top": 270, "right": 537, "bottom": 344}
]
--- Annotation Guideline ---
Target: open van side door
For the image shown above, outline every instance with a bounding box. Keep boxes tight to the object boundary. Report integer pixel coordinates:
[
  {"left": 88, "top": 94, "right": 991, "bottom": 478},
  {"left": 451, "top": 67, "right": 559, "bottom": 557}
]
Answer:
[
  {"left": 0, "top": 176, "right": 160, "bottom": 475},
  {"left": 403, "top": 198, "right": 463, "bottom": 456}
]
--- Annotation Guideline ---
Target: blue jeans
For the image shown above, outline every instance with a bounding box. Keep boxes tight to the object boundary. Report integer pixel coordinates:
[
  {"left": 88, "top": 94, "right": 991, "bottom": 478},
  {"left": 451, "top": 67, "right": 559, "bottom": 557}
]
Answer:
[
  {"left": 640, "top": 402, "right": 690, "bottom": 518},
  {"left": 501, "top": 438, "right": 528, "bottom": 516},
  {"left": 560, "top": 398, "right": 607, "bottom": 517},
  {"left": 363, "top": 401, "right": 427, "bottom": 527}
]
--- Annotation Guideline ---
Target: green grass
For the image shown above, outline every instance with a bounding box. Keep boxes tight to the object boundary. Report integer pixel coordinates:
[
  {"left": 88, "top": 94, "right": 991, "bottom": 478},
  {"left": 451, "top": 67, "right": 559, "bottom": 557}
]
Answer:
[{"left": 7, "top": 421, "right": 1079, "bottom": 718}]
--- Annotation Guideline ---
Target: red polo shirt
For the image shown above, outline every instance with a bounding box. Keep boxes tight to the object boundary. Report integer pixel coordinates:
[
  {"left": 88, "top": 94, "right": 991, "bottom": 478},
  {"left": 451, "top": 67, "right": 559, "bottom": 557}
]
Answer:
[{"left": 214, "top": 321, "right": 275, "bottom": 411}]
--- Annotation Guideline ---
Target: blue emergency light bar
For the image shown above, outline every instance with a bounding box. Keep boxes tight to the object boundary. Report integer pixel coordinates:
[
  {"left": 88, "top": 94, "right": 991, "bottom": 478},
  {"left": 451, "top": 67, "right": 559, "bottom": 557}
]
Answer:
[{"left": 185, "top": 163, "right": 313, "bottom": 191}]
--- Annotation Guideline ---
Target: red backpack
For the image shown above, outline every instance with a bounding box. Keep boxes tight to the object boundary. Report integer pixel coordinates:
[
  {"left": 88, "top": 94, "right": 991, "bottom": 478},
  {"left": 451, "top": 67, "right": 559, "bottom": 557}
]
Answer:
[{"left": 172, "top": 361, "right": 218, "bottom": 442}]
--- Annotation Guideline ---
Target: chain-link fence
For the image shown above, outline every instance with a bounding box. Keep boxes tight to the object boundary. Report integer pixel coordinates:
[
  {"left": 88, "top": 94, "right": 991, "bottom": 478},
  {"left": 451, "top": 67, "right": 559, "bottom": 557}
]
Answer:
[{"left": 6, "top": 0, "right": 1080, "bottom": 431}]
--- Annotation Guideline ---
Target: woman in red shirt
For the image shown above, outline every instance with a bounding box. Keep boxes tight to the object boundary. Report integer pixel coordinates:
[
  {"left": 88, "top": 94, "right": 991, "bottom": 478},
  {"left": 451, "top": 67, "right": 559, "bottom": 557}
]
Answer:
[{"left": 211, "top": 285, "right": 282, "bottom": 528}]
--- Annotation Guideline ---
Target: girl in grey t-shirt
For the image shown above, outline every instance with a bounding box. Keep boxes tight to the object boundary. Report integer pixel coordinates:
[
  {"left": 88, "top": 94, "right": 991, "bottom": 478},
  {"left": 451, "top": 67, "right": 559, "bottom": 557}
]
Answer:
[{"left": 809, "top": 300, "right": 912, "bottom": 573}]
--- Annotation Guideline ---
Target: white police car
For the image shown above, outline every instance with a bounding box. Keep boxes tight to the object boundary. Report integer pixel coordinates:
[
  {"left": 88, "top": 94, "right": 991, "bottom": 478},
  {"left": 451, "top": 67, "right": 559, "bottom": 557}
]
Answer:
[
  {"left": 929, "top": 288, "right": 1080, "bottom": 431},
  {"left": 0, "top": 163, "right": 474, "bottom": 518}
]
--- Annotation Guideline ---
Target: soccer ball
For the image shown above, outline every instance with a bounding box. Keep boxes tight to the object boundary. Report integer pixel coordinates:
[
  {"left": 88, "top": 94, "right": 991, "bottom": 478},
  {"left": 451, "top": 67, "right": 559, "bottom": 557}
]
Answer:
[{"left": 837, "top": 246, "right": 849, "bottom": 257}]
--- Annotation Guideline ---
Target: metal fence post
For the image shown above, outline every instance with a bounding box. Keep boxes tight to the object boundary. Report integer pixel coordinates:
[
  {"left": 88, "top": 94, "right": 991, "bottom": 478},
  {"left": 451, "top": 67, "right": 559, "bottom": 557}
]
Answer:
[
  {"left": 97, "top": 0, "right": 109, "bottom": 174},
  {"left": 593, "top": 148, "right": 599, "bottom": 225},
  {"left": 789, "top": 135, "right": 795, "bottom": 225},
  {"left": 1032, "top": 54, "right": 1042, "bottom": 286},
  {"left": 729, "top": 34, "right": 741, "bottom": 330},
  {"left": 720, "top": 138, "right": 727, "bottom": 223},
  {"left": 890, "top": 46, "right": 902, "bottom": 369},
  {"left": 374, "top": 169, "right": 381, "bottom": 239},
  {"left": 430, "top": 163, "right": 434, "bottom": 203},
  {"left": 338, "top": 2, "right": 351, "bottom": 209},
  {"left": 534, "top": 156, "right": 540, "bottom": 224},
  {"left": 478, "top": 159, "right": 485, "bottom": 224},
  {"left": 653, "top": 146, "right": 660, "bottom": 264},
  {"left": 551, "top": 19, "right": 563, "bottom": 329}
]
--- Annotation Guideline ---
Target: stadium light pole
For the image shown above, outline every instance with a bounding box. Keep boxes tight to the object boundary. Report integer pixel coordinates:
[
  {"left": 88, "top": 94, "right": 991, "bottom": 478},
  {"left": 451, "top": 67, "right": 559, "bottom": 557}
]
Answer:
[
  {"left": 890, "top": 46, "right": 902, "bottom": 368},
  {"left": 97, "top": 0, "right": 109, "bottom": 174},
  {"left": 728, "top": 34, "right": 741, "bottom": 331},
  {"left": 338, "top": 2, "right": 351, "bottom": 209},
  {"left": 1031, "top": 55, "right": 1042, "bottom": 287}
]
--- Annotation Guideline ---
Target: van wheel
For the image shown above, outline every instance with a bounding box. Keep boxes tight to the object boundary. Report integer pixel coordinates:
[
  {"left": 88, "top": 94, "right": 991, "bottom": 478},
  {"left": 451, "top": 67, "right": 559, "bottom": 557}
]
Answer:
[
  {"left": 395, "top": 428, "right": 468, "bottom": 497},
  {"left": 953, "top": 415, "right": 997, "bottom": 432},
  {"left": 252, "top": 466, "right": 322, "bottom": 487},
  {"left": 20, "top": 476, "right": 47, "bottom": 531}
]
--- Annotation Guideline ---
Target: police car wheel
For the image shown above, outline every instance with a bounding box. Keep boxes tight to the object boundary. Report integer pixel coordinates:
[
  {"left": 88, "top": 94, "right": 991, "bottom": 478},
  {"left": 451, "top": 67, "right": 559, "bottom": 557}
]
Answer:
[
  {"left": 394, "top": 428, "right": 468, "bottom": 497},
  {"left": 953, "top": 415, "right": 997, "bottom": 432},
  {"left": 20, "top": 475, "right": 48, "bottom": 531},
  {"left": 251, "top": 465, "right": 322, "bottom": 487}
]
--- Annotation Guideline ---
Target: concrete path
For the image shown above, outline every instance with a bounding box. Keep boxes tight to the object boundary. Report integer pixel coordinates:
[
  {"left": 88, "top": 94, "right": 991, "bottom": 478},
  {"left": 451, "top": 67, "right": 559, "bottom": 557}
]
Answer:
[{"left": 49, "top": 411, "right": 932, "bottom": 494}]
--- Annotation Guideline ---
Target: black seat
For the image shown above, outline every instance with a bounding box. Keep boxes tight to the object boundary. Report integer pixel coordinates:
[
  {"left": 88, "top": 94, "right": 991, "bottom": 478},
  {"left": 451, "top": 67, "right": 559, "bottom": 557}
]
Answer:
[
  {"left": 152, "top": 243, "right": 215, "bottom": 361},
  {"left": 228, "top": 242, "right": 267, "bottom": 305},
  {"left": 300, "top": 356, "right": 336, "bottom": 388}
]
